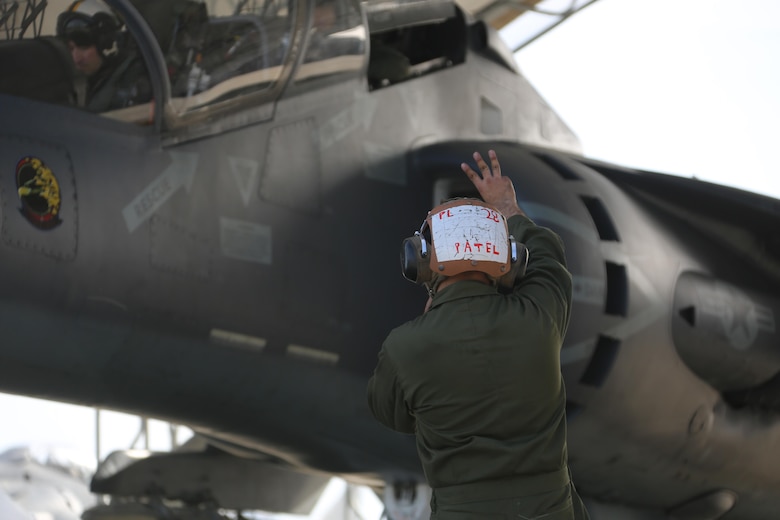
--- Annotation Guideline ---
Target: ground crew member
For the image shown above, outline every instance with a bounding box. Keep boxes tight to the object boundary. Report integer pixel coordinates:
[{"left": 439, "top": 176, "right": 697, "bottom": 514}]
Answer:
[{"left": 367, "top": 150, "right": 589, "bottom": 519}]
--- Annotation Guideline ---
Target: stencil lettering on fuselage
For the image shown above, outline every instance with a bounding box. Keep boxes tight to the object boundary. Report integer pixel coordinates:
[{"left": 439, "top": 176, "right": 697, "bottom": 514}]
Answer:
[{"left": 123, "top": 151, "right": 198, "bottom": 233}]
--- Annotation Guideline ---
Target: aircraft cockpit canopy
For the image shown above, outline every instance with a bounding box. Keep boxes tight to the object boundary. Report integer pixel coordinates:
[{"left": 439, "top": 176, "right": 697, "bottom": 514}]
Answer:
[{"left": 0, "top": 0, "right": 367, "bottom": 127}]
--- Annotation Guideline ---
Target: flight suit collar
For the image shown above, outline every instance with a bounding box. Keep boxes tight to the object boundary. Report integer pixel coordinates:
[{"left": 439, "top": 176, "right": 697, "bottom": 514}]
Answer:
[{"left": 429, "top": 280, "right": 497, "bottom": 310}]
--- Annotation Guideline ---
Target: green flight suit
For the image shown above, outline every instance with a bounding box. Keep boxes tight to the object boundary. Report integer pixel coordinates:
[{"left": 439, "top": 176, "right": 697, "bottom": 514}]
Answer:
[{"left": 368, "top": 214, "right": 588, "bottom": 519}]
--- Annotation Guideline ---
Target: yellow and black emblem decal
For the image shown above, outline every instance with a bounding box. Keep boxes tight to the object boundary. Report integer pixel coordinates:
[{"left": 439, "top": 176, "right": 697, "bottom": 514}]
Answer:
[{"left": 16, "top": 156, "right": 62, "bottom": 229}]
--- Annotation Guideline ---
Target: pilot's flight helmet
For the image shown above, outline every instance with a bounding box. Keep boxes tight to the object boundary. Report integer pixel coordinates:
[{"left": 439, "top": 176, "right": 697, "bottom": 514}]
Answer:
[
  {"left": 57, "top": 0, "right": 123, "bottom": 58},
  {"left": 400, "top": 198, "right": 528, "bottom": 292}
]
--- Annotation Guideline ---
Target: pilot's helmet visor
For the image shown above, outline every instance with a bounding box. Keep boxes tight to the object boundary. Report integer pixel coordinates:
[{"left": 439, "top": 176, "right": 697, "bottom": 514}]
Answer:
[{"left": 57, "top": 13, "right": 96, "bottom": 46}]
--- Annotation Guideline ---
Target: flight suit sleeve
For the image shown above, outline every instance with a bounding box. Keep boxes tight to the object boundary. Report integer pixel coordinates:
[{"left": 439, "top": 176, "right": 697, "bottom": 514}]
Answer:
[
  {"left": 508, "top": 214, "right": 573, "bottom": 336},
  {"left": 367, "top": 344, "right": 416, "bottom": 434}
]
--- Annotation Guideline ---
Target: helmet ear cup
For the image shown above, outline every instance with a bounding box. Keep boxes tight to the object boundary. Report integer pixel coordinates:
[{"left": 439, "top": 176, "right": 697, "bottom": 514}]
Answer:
[
  {"left": 497, "top": 237, "right": 529, "bottom": 293},
  {"left": 400, "top": 233, "right": 433, "bottom": 285},
  {"left": 91, "top": 11, "right": 121, "bottom": 57}
]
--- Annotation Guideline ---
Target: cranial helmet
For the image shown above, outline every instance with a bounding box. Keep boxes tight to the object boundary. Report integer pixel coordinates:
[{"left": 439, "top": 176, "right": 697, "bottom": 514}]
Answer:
[
  {"left": 57, "top": 0, "right": 123, "bottom": 58},
  {"left": 400, "top": 198, "right": 528, "bottom": 292}
]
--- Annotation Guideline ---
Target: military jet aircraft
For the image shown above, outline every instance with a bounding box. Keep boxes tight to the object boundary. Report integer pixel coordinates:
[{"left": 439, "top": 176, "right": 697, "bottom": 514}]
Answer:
[{"left": 1, "top": 0, "right": 779, "bottom": 519}]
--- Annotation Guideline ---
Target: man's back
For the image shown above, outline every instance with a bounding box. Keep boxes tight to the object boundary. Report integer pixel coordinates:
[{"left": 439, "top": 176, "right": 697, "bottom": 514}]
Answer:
[
  {"left": 368, "top": 150, "right": 589, "bottom": 519},
  {"left": 371, "top": 214, "right": 571, "bottom": 490}
]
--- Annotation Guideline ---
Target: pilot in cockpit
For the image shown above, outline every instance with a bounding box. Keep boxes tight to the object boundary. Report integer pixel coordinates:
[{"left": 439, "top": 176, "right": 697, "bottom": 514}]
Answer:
[
  {"left": 57, "top": 0, "right": 151, "bottom": 112},
  {"left": 304, "top": 0, "right": 363, "bottom": 63}
]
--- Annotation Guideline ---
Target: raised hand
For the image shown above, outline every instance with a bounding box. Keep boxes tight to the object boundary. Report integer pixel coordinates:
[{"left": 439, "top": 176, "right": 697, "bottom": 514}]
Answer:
[{"left": 461, "top": 150, "right": 524, "bottom": 218}]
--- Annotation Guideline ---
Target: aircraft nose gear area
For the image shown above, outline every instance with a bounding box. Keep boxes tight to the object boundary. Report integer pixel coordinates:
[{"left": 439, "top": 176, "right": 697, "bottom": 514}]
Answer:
[{"left": 384, "top": 481, "right": 430, "bottom": 520}]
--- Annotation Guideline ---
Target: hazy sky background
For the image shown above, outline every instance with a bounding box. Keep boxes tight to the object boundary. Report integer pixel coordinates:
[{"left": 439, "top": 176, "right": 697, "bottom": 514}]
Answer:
[
  {"left": 510, "top": 0, "right": 780, "bottom": 199},
  {"left": 1, "top": 0, "right": 779, "bottom": 468}
]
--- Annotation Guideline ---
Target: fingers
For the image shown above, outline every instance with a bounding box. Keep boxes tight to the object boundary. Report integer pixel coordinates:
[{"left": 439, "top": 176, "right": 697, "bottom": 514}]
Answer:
[
  {"left": 488, "top": 149, "right": 501, "bottom": 177},
  {"left": 473, "top": 151, "right": 492, "bottom": 177},
  {"left": 460, "top": 162, "right": 480, "bottom": 181},
  {"left": 462, "top": 150, "right": 501, "bottom": 185}
]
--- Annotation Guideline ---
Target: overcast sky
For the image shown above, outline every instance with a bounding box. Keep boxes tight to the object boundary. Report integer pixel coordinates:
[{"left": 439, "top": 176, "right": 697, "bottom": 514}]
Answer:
[
  {"left": 2, "top": 0, "right": 779, "bottom": 467},
  {"left": 509, "top": 0, "right": 780, "bottom": 199}
]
